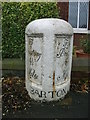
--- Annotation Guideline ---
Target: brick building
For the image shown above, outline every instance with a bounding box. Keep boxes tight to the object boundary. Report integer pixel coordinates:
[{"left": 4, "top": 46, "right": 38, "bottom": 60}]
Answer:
[{"left": 57, "top": 0, "right": 90, "bottom": 48}]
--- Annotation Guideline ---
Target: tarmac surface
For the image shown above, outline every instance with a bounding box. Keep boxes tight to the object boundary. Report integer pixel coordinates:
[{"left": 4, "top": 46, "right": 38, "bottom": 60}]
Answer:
[
  {"left": 2, "top": 91, "right": 88, "bottom": 118},
  {"left": 0, "top": 78, "right": 2, "bottom": 120},
  {"left": 1, "top": 75, "right": 89, "bottom": 119}
]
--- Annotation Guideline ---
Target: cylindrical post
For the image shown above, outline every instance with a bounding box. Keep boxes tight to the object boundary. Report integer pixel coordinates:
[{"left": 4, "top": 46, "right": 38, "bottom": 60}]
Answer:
[{"left": 25, "top": 18, "right": 73, "bottom": 101}]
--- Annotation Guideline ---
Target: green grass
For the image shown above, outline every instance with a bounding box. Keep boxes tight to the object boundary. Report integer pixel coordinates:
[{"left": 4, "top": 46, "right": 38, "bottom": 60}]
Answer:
[
  {"left": 1, "top": 58, "right": 89, "bottom": 72},
  {"left": 2, "top": 59, "right": 25, "bottom": 70}
]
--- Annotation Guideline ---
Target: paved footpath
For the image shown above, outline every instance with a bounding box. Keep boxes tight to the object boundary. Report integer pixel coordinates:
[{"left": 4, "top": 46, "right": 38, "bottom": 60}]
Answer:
[
  {"left": 2, "top": 91, "right": 88, "bottom": 118},
  {"left": 0, "top": 78, "right": 2, "bottom": 120}
]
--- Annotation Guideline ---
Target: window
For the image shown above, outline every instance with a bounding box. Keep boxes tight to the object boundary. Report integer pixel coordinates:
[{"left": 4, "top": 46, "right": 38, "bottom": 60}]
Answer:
[{"left": 68, "top": 0, "right": 89, "bottom": 32}]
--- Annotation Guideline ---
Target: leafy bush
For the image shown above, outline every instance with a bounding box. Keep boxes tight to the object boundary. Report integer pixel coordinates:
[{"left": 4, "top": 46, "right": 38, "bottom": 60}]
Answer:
[
  {"left": 2, "top": 2, "right": 59, "bottom": 59},
  {"left": 80, "top": 36, "right": 90, "bottom": 54}
]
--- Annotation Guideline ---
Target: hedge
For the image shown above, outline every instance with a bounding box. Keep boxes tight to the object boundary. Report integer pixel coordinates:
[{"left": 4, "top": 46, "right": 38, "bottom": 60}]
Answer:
[{"left": 2, "top": 2, "right": 59, "bottom": 59}]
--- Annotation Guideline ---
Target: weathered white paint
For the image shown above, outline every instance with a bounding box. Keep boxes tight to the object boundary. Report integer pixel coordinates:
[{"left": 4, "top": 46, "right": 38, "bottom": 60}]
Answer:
[{"left": 25, "top": 18, "right": 73, "bottom": 101}]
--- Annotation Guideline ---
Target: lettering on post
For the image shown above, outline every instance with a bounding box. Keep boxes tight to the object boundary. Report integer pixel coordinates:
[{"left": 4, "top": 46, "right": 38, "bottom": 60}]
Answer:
[
  {"left": 56, "top": 37, "right": 70, "bottom": 58},
  {"left": 28, "top": 34, "right": 43, "bottom": 84},
  {"left": 29, "top": 68, "right": 38, "bottom": 79},
  {"left": 54, "top": 36, "right": 71, "bottom": 85},
  {"left": 29, "top": 50, "right": 41, "bottom": 65},
  {"left": 30, "top": 86, "right": 67, "bottom": 99}
]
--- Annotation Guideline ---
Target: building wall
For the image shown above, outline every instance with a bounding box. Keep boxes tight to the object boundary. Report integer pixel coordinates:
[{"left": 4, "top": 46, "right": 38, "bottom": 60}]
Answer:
[
  {"left": 74, "top": 34, "right": 88, "bottom": 47},
  {"left": 88, "top": 1, "right": 90, "bottom": 30},
  {"left": 57, "top": 1, "right": 90, "bottom": 47},
  {"left": 57, "top": 2, "right": 69, "bottom": 21}
]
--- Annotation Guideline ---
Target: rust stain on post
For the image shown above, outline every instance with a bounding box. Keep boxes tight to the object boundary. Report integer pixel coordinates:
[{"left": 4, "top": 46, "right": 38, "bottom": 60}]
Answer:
[{"left": 53, "top": 71, "right": 56, "bottom": 95}]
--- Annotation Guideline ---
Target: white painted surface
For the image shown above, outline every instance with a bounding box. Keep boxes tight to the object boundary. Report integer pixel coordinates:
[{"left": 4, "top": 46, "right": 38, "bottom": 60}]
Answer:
[{"left": 25, "top": 18, "right": 73, "bottom": 101}]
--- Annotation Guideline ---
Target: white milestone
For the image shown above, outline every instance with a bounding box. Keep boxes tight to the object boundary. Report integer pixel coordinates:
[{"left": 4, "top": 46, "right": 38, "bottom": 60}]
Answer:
[{"left": 25, "top": 18, "right": 73, "bottom": 102}]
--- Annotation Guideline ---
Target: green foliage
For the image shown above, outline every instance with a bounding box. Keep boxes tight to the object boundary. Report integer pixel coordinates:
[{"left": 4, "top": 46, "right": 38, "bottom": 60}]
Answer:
[
  {"left": 2, "top": 2, "right": 59, "bottom": 59},
  {"left": 80, "top": 37, "right": 90, "bottom": 54}
]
